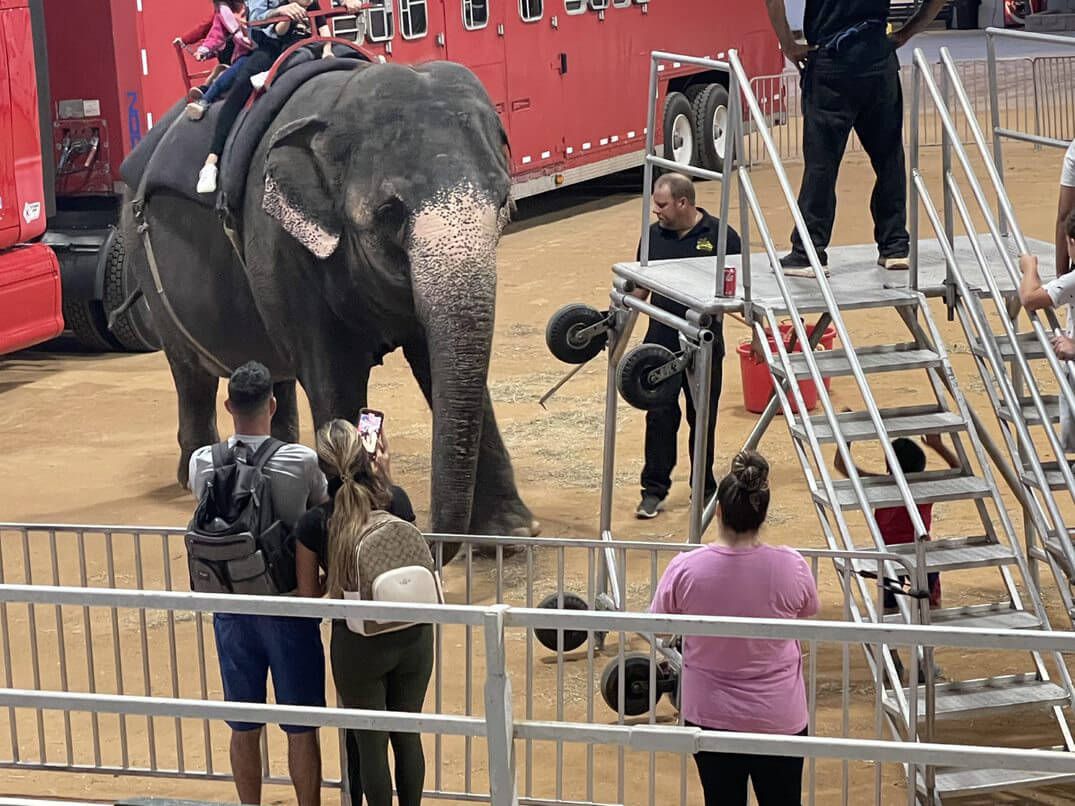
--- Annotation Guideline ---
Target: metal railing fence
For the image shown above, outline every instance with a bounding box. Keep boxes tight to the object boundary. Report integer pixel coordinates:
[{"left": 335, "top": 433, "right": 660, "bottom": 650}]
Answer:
[{"left": 2, "top": 574, "right": 1075, "bottom": 806}]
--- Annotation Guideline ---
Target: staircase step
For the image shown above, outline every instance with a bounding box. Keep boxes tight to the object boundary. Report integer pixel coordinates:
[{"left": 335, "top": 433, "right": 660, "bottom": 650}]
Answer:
[
  {"left": 884, "top": 603, "right": 1040, "bottom": 630},
  {"left": 929, "top": 763, "right": 1075, "bottom": 799},
  {"left": 997, "top": 394, "right": 1060, "bottom": 426},
  {"left": 1020, "top": 461, "right": 1075, "bottom": 492},
  {"left": 816, "top": 473, "right": 991, "bottom": 510},
  {"left": 772, "top": 345, "right": 942, "bottom": 380},
  {"left": 885, "top": 675, "right": 1069, "bottom": 721},
  {"left": 972, "top": 331, "right": 1049, "bottom": 361},
  {"left": 790, "top": 408, "right": 966, "bottom": 443},
  {"left": 883, "top": 536, "right": 1016, "bottom": 572}
]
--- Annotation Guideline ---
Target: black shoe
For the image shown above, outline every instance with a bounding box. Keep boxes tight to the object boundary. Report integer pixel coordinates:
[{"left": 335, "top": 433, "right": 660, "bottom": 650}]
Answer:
[
  {"left": 635, "top": 494, "right": 663, "bottom": 519},
  {"left": 779, "top": 251, "right": 828, "bottom": 269}
]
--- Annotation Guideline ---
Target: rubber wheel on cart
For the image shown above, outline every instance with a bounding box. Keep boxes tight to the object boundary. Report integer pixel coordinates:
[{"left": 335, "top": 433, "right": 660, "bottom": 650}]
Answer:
[
  {"left": 546, "top": 303, "right": 608, "bottom": 364},
  {"left": 617, "top": 344, "right": 680, "bottom": 411},
  {"left": 600, "top": 652, "right": 666, "bottom": 716},
  {"left": 102, "top": 229, "right": 161, "bottom": 353},
  {"left": 535, "top": 592, "right": 590, "bottom": 652},
  {"left": 692, "top": 83, "right": 731, "bottom": 173},
  {"left": 63, "top": 299, "right": 120, "bottom": 352},
  {"left": 661, "top": 92, "right": 695, "bottom": 170}
]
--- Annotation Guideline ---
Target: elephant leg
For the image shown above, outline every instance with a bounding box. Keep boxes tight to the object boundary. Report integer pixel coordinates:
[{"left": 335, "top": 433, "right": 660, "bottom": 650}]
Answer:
[
  {"left": 299, "top": 355, "right": 371, "bottom": 431},
  {"left": 164, "top": 346, "right": 220, "bottom": 488},
  {"left": 272, "top": 380, "right": 301, "bottom": 444},
  {"left": 402, "top": 341, "right": 536, "bottom": 537}
]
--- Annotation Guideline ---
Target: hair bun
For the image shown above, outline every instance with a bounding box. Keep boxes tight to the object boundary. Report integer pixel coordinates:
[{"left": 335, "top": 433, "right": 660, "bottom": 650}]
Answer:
[{"left": 730, "top": 450, "right": 770, "bottom": 493}]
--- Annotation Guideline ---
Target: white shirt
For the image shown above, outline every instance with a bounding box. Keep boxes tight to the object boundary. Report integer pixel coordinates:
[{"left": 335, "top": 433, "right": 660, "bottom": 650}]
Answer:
[
  {"left": 188, "top": 434, "right": 328, "bottom": 528},
  {"left": 1045, "top": 271, "right": 1075, "bottom": 338},
  {"left": 1062, "top": 139, "right": 1075, "bottom": 188}
]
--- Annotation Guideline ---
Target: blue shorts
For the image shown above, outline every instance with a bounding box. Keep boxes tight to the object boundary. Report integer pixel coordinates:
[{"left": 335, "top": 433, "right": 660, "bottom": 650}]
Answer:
[{"left": 213, "top": 613, "right": 325, "bottom": 733}]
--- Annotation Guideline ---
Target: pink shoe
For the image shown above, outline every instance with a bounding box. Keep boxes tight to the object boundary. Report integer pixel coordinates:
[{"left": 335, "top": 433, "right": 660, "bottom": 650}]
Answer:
[{"left": 218, "top": 4, "right": 241, "bottom": 33}]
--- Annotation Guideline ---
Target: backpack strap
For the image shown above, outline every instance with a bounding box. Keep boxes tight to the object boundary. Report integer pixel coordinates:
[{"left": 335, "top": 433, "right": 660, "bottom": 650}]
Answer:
[
  {"left": 249, "top": 437, "right": 286, "bottom": 473},
  {"left": 210, "top": 440, "right": 234, "bottom": 470}
]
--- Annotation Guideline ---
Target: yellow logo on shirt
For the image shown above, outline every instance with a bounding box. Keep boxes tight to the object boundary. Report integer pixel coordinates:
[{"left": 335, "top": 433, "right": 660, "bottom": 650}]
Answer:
[{"left": 696, "top": 237, "right": 714, "bottom": 253}]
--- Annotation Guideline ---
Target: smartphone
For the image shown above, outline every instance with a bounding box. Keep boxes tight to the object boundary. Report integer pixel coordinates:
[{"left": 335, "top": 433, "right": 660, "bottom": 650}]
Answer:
[{"left": 358, "top": 408, "right": 384, "bottom": 455}]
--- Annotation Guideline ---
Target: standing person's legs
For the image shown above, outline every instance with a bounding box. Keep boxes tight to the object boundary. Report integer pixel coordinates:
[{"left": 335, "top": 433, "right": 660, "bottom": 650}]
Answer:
[
  {"left": 385, "top": 625, "right": 435, "bottom": 806},
  {"left": 640, "top": 379, "right": 685, "bottom": 507},
  {"left": 344, "top": 729, "right": 364, "bottom": 805},
  {"left": 789, "top": 61, "right": 858, "bottom": 263},
  {"left": 683, "top": 343, "right": 724, "bottom": 501},
  {"left": 853, "top": 54, "right": 910, "bottom": 262},
  {"left": 264, "top": 616, "right": 326, "bottom": 806},
  {"left": 692, "top": 750, "right": 751, "bottom": 806},
  {"left": 747, "top": 727, "right": 808, "bottom": 806},
  {"left": 213, "top": 613, "right": 271, "bottom": 804}
]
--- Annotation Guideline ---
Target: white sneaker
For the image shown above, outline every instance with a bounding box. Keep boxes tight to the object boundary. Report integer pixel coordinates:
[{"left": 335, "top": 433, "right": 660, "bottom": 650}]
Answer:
[
  {"left": 197, "top": 164, "right": 218, "bottom": 194},
  {"left": 250, "top": 70, "right": 269, "bottom": 90},
  {"left": 185, "top": 99, "right": 209, "bottom": 121}
]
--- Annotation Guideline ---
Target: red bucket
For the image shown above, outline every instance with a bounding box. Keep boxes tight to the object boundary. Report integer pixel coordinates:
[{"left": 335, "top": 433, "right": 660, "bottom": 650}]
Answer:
[{"left": 738, "top": 339, "right": 819, "bottom": 415}]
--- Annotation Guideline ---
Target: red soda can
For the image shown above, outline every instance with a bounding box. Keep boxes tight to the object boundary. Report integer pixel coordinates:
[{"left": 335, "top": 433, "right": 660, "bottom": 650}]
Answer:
[{"left": 722, "top": 264, "right": 737, "bottom": 297}]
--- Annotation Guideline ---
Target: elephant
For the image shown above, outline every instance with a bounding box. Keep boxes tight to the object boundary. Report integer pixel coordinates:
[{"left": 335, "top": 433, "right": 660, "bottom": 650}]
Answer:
[{"left": 121, "top": 60, "right": 536, "bottom": 554}]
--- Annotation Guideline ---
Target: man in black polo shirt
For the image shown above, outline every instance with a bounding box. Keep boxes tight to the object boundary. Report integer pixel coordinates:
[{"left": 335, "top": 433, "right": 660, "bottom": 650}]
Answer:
[
  {"left": 763, "top": 0, "right": 947, "bottom": 273},
  {"left": 632, "top": 173, "right": 741, "bottom": 519}
]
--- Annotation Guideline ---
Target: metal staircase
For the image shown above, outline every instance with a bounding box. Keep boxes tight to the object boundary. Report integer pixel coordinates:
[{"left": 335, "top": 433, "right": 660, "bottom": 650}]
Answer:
[{"left": 596, "top": 47, "right": 1075, "bottom": 802}]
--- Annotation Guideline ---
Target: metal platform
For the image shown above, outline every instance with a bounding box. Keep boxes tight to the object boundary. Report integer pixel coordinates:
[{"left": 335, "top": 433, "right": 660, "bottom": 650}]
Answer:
[{"left": 611, "top": 234, "right": 1054, "bottom": 316}]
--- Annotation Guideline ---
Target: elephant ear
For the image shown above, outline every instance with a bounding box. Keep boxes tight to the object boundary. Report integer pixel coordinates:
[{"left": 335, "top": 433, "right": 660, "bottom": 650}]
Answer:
[{"left": 262, "top": 115, "right": 342, "bottom": 259}]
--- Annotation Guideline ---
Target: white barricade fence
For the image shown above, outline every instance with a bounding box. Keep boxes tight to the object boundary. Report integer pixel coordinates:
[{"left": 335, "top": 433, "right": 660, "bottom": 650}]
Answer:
[
  {"left": 746, "top": 57, "right": 1056, "bottom": 166},
  {"left": 2, "top": 524, "right": 1075, "bottom": 805}
]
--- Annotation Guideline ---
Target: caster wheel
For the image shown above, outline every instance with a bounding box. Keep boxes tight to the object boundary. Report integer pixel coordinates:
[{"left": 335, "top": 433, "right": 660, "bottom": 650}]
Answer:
[
  {"left": 617, "top": 344, "right": 681, "bottom": 410},
  {"left": 535, "top": 592, "right": 590, "bottom": 651},
  {"left": 546, "top": 303, "right": 608, "bottom": 364},
  {"left": 600, "top": 652, "right": 672, "bottom": 716}
]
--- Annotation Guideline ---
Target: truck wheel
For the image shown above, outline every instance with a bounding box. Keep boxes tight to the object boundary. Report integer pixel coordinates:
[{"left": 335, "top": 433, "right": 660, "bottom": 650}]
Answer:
[
  {"left": 661, "top": 92, "right": 694, "bottom": 169},
  {"left": 692, "top": 83, "right": 731, "bottom": 173},
  {"left": 102, "top": 229, "right": 161, "bottom": 353},
  {"left": 63, "top": 299, "right": 120, "bottom": 352}
]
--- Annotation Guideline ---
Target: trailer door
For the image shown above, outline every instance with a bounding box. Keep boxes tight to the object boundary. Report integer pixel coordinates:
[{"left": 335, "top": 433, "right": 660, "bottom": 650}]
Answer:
[
  {"left": 441, "top": 0, "right": 507, "bottom": 121},
  {"left": 500, "top": 0, "right": 564, "bottom": 175}
]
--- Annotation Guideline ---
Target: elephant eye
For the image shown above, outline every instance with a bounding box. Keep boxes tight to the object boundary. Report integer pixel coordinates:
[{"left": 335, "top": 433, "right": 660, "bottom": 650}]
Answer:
[{"left": 376, "top": 198, "right": 410, "bottom": 242}]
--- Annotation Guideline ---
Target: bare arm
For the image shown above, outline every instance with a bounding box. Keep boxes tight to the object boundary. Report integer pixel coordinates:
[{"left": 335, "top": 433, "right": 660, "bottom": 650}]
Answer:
[
  {"left": 921, "top": 434, "right": 959, "bottom": 470},
  {"left": 890, "top": 0, "right": 949, "bottom": 46},
  {"left": 1057, "top": 186, "right": 1075, "bottom": 278},
  {"left": 296, "top": 543, "right": 326, "bottom": 598},
  {"left": 1019, "top": 254, "right": 1055, "bottom": 312},
  {"left": 833, "top": 446, "right": 880, "bottom": 479},
  {"left": 763, "top": 0, "right": 808, "bottom": 63}
]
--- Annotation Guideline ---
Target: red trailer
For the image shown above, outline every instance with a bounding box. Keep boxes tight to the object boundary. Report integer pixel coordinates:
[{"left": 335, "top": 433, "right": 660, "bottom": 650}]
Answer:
[
  {"left": 0, "top": 0, "right": 62, "bottom": 356},
  {"left": 26, "top": 0, "right": 783, "bottom": 351}
]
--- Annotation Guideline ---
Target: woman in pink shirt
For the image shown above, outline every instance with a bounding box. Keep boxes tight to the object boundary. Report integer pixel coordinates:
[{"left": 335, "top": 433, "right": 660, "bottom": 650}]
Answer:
[{"left": 651, "top": 450, "right": 819, "bottom": 805}]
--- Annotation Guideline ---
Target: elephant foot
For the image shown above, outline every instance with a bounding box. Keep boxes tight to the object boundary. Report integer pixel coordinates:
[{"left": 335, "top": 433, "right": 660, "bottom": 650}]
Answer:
[{"left": 469, "top": 496, "right": 539, "bottom": 558}]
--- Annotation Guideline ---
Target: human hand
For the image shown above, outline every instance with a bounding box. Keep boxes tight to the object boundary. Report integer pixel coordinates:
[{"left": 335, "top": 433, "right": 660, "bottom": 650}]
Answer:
[
  {"left": 1052, "top": 333, "right": 1075, "bottom": 361},
  {"left": 194, "top": 50, "right": 209, "bottom": 61},
  {"left": 374, "top": 429, "right": 392, "bottom": 478},
  {"left": 1019, "top": 253, "right": 1038, "bottom": 275},
  {"left": 340, "top": 0, "right": 365, "bottom": 11},
  {"left": 888, "top": 27, "right": 911, "bottom": 49},
  {"left": 280, "top": 2, "right": 309, "bottom": 21},
  {"left": 322, "top": 43, "right": 335, "bottom": 59},
  {"left": 783, "top": 40, "right": 809, "bottom": 66},
  {"left": 921, "top": 433, "right": 944, "bottom": 451},
  {"left": 173, "top": 37, "right": 185, "bottom": 46}
]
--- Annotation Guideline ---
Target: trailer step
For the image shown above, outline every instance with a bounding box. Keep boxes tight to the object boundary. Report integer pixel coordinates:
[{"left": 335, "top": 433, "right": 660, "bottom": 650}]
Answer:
[
  {"left": 972, "top": 331, "right": 1049, "bottom": 361},
  {"left": 882, "top": 537, "right": 1016, "bottom": 572},
  {"left": 816, "top": 474, "right": 991, "bottom": 510},
  {"left": 996, "top": 394, "right": 1060, "bottom": 426},
  {"left": 928, "top": 763, "right": 1075, "bottom": 799},
  {"left": 884, "top": 603, "right": 1040, "bottom": 630},
  {"left": 790, "top": 408, "right": 966, "bottom": 443},
  {"left": 885, "top": 675, "right": 1068, "bottom": 721},
  {"left": 772, "top": 345, "right": 942, "bottom": 380}
]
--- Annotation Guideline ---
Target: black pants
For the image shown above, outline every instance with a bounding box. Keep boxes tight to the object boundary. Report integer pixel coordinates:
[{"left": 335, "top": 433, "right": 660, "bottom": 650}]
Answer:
[
  {"left": 331, "top": 621, "right": 434, "bottom": 806},
  {"left": 641, "top": 346, "right": 723, "bottom": 501},
  {"left": 208, "top": 39, "right": 282, "bottom": 157},
  {"left": 689, "top": 722, "right": 808, "bottom": 806},
  {"left": 790, "top": 51, "right": 909, "bottom": 261}
]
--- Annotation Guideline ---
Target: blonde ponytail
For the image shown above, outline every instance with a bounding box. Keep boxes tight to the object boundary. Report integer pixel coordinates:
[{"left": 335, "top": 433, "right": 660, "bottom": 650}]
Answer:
[{"left": 316, "top": 419, "right": 390, "bottom": 598}]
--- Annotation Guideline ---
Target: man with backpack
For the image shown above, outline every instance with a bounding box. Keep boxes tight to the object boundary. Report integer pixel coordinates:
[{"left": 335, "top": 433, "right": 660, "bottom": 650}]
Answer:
[{"left": 187, "top": 361, "right": 328, "bottom": 806}]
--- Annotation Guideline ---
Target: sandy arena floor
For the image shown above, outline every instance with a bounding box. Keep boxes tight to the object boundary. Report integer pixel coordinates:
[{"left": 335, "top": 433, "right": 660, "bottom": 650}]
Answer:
[{"left": 3, "top": 141, "right": 1075, "bottom": 805}]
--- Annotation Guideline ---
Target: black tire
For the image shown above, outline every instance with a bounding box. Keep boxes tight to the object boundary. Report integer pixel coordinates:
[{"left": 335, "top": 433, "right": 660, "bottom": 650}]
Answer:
[
  {"left": 683, "top": 84, "right": 706, "bottom": 106},
  {"left": 102, "top": 229, "right": 161, "bottom": 353},
  {"left": 600, "top": 652, "right": 665, "bottom": 716},
  {"left": 616, "top": 344, "right": 680, "bottom": 411},
  {"left": 535, "top": 592, "right": 590, "bottom": 652},
  {"left": 546, "top": 303, "right": 607, "bottom": 365},
  {"left": 661, "top": 91, "right": 695, "bottom": 169},
  {"left": 692, "top": 83, "right": 731, "bottom": 174},
  {"left": 63, "top": 298, "right": 120, "bottom": 352}
]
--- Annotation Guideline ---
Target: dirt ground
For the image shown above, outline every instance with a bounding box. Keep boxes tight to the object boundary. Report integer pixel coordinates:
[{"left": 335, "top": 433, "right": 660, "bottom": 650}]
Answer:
[{"left": 3, "top": 140, "right": 1075, "bottom": 805}]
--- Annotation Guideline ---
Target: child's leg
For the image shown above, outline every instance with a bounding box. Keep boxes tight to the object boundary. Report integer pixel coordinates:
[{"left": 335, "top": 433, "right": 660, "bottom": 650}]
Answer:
[
  {"left": 202, "top": 55, "right": 249, "bottom": 104},
  {"left": 218, "top": 4, "right": 240, "bottom": 34}
]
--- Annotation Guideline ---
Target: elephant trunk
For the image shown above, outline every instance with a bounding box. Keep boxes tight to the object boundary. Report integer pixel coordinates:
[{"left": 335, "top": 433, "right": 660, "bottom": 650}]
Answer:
[{"left": 409, "top": 191, "right": 501, "bottom": 548}]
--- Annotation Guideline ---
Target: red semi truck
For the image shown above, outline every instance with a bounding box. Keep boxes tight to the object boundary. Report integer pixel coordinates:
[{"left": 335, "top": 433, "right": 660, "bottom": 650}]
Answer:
[{"left": 5, "top": 0, "right": 782, "bottom": 352}]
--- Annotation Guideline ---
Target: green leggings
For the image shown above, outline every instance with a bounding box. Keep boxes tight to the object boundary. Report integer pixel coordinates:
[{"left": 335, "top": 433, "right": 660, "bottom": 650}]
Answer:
[{"left": 331, "top": 621, "right": 434, "bottom": 806}]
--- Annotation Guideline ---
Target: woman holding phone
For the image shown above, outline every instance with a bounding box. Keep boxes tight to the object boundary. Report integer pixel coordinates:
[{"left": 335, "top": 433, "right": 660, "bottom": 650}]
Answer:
[{"left": 294, "top": 416, "right": 433, "bottom": 806}]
